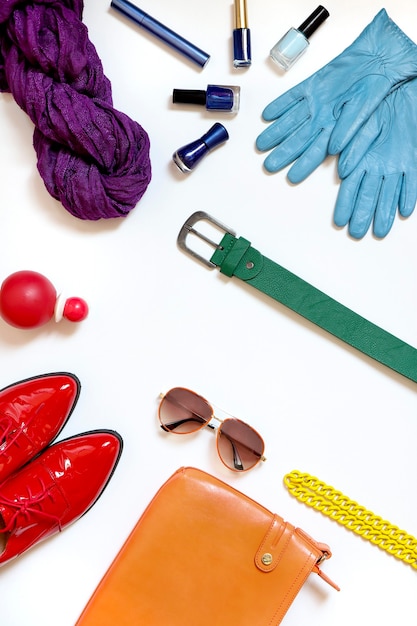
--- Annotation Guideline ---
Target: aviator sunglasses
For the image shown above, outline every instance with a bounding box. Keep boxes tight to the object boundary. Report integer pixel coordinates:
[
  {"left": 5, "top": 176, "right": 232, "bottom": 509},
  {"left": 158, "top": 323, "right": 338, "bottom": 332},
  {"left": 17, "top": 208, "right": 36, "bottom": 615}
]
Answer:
[{"left": 158, "top": 387, "right": 266, "bottom": 472}]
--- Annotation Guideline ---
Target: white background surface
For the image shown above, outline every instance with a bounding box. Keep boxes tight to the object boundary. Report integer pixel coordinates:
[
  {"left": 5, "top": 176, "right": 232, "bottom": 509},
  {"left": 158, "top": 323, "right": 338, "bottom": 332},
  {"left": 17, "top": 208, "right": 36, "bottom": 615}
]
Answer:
[{"left": 0, "top": 0, "right": 416, "bottom": 624}]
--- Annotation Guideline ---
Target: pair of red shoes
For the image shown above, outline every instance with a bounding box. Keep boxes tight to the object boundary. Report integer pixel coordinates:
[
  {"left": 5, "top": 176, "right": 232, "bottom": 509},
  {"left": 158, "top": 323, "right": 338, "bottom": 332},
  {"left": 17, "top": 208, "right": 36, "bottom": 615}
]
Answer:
[{"left": 0, "top": 372, "right": 123, "bottom": 567}]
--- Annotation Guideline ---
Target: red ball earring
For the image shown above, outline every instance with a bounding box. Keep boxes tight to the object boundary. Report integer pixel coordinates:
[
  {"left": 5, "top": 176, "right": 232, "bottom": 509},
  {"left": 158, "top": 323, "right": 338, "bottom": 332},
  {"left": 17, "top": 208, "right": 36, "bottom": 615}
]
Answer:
[{"left": 0, "top": 270, "right": 88, "bottom": 329}]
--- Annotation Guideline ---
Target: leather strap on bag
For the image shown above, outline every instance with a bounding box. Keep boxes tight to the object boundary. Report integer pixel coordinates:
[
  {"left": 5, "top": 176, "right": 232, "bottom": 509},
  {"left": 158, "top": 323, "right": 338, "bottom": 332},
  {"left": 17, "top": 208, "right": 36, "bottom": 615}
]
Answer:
[{"left": 178, "top": 212, "right": 417, "bottom": 384}]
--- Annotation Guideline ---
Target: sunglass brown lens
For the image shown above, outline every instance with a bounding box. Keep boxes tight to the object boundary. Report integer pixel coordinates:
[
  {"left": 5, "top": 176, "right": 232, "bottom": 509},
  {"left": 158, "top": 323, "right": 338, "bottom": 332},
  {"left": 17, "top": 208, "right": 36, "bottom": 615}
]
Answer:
[
  {"left": 217, "top": 419, "right": 264, "bottom": 471},
  {"left": 159, "top": 388, "right": 212, "bottom": 434}
]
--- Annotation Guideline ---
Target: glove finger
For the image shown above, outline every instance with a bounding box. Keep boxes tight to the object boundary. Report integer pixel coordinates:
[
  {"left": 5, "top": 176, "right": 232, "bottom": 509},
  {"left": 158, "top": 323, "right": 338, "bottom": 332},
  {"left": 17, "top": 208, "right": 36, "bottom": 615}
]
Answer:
[
  {"left": 399, "top": 172, "right": 417, "bottom": 217},
  {"left": 329, "top": 74, "right": 392, "bottom": 155},
  {"left": 256, "top": 118, "right": 289, "bottom": 152},
  {"left": 262, "top": 123, "right": 324, "bottom": 173},
  {"left": 261, "top": 111, "right": 332, "bottom": 173},
  {"left": 333, "top": 170, "right": 364, "bottom": 227},
  {"left": 334, "top": 171, "right": 380, "bottom": 238},
  {"left": 337, "top": 105, "right": 387, "bottom": 178},
  {"left": 263, "top": 144, "right": 298, "bottom": 173},
  {"left": 287, "top": 129, "right": 331, "bottom": 183},
  {"left": 348, "top": 174, "right": 398, "bottom": 239},
  {"left": 261, "top": 89, "right": 305, "bottom": 122},
  {"left": 372, "top": 174, "right": 402, "bottom": 238},
  {"left": 256, "top": 97, "right": 309, "bottom": 152}
]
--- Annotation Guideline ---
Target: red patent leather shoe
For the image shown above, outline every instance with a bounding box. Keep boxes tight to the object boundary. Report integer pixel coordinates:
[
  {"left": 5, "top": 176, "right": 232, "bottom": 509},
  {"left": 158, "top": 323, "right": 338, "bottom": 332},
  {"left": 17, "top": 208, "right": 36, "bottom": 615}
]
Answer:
[
  {"left": 0, "top": 429, "right": 123, "bottom": 566},
  {"left": 0, "top": 372, "right": 80, "bottom": 484}
]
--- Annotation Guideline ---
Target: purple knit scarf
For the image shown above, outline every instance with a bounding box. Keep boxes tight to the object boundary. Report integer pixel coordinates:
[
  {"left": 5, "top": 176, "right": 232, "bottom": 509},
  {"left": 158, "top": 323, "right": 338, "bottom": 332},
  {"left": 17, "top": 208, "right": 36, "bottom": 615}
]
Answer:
[{"left": 0, "top": 0, "right": 152, "bottom": 220}]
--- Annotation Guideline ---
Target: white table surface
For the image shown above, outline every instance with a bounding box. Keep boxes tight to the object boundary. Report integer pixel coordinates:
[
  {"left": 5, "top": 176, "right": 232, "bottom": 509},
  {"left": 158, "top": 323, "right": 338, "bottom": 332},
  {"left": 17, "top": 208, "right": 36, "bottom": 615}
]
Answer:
[{"left": 0, "top": 1, "right": 416, "bottom": 624}]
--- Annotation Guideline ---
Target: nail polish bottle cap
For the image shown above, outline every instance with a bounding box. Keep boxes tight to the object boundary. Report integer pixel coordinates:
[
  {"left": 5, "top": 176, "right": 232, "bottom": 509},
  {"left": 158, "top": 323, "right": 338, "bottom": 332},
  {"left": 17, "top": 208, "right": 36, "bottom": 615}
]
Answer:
[
  {"left": 173, "top": 89, "right": 207, "bottom": 106},
  {"left": 297, "top": 5, "right": 329, "bottom": 39}
]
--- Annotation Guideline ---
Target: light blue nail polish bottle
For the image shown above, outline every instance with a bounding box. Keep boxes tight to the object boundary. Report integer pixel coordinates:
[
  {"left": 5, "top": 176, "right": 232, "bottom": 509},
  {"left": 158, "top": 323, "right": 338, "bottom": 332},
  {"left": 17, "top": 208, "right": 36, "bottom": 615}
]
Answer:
[{"left": 270, "top": 5, "right": 329, "bottom": 70}]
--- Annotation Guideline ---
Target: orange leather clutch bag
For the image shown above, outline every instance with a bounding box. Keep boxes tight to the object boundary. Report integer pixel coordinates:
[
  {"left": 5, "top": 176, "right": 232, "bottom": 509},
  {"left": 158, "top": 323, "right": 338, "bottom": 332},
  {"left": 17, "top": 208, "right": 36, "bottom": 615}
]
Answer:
[{"left": 76, "top": 467, "right": 338, "bottom": 626}]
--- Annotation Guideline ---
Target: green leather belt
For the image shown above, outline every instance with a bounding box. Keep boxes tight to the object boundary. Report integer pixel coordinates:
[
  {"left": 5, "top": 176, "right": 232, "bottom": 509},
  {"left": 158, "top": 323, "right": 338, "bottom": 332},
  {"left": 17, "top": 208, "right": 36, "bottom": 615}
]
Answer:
[{"left": 178, "top": 211, "right": 417, "bottom": 384}]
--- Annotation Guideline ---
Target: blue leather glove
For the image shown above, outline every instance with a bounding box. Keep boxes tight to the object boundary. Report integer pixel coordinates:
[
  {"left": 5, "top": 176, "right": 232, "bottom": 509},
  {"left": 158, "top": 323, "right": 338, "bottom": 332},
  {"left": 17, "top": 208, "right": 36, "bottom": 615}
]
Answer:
[
  {"left": 256, "top": 9, "right": 417, "bottom": 184},
  {"left": 334, "top": 78, "right": 417, "bottom": 238}
]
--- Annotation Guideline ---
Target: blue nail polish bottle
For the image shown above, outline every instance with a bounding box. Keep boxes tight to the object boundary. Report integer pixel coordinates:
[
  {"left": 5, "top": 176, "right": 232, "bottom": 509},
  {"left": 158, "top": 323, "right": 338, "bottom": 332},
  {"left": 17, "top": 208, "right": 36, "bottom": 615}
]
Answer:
[
  {"left": 173, "top": 123, "right": 229, "bottom": 173},
  {"left": 173, "top": 85, "right": 241, "bottom": 113},
  {"left": 270, "top": 5, "right": 329, "bottom": 70},
  {"left": 233, "top": 0, "right": 251, "bottom": 68}
]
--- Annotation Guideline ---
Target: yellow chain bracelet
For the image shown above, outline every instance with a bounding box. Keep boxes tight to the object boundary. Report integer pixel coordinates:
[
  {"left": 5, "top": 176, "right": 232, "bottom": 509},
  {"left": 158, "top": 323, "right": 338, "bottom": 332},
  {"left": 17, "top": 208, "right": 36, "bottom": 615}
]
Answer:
[{"left": 284, "top": 470, "right": 417, "bottom": 571}]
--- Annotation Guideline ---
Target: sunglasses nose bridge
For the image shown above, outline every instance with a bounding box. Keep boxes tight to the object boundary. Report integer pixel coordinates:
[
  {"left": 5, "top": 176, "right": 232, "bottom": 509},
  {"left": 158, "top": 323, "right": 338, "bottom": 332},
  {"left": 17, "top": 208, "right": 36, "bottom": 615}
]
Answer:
[{"left": 209, "top": 413, "right": 222, "bottom": 425}]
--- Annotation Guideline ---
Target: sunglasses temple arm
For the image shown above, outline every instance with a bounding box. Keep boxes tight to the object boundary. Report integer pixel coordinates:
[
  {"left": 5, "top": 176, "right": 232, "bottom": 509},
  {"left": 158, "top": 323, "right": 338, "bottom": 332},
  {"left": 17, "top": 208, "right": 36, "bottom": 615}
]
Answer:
[
  {"left": 231, "top": 443, "right": 244, "bottom": 471},
  {"left": 161, "top": 416, "right": 206, "bottom": 431},
  {"left": 217, "top": 431, "right": 244, "bottom": 471},
  {"left": 205, "top": 423, "right": 244, "bottom": 470},
  {"left": 219, "top": 431, "right": 266, "bottom": 466}
]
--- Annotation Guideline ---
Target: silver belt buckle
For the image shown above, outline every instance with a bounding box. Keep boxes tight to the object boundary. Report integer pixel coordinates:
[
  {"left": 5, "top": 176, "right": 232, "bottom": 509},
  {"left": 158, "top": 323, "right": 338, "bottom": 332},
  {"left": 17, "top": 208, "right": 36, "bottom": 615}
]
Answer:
[{"left": 177, "top": 211, "right": 236, "bottom": 269}]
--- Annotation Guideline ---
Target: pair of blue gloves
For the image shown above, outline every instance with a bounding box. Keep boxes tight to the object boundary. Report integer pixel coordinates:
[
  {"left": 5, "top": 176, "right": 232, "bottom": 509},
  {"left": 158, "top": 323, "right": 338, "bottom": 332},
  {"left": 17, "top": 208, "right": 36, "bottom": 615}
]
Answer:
[{"left": 256, "top": 9, "right": 417, "bottom": 239}]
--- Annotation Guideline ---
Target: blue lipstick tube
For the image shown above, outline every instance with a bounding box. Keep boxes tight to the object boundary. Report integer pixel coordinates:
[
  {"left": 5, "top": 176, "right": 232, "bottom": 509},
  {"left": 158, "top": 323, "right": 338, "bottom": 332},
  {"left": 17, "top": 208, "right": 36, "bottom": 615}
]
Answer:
[{"left": 110, "top": 0, "right": 210, "bottom": 68}]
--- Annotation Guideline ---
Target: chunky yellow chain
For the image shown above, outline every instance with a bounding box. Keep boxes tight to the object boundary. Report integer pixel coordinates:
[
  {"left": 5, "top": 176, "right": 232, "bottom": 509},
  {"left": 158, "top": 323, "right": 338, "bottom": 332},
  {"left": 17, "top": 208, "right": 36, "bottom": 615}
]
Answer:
[{"left": 284, "top": 470, "right": 417, "bottom": 571}]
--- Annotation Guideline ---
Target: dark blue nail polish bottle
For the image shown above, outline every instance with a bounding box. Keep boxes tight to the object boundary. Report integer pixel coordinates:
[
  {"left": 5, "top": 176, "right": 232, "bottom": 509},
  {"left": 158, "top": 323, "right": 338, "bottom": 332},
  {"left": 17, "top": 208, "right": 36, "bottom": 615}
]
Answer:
[
  {"left": 173, "top": 123, "right": 229, "bottom": 173},
  {"left": 233, "top": 0, "right": 251, "bottom": 67},
  {"left": 173, "top": 85, "right": 240, "bottom": 113}
]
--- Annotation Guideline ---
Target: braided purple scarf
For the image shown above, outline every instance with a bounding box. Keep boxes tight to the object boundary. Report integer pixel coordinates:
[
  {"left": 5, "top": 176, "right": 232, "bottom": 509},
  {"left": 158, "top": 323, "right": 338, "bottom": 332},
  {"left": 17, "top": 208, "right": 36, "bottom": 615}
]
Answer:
[{"left": 0, "top": 0, "right": 151, "bottom": 220}]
